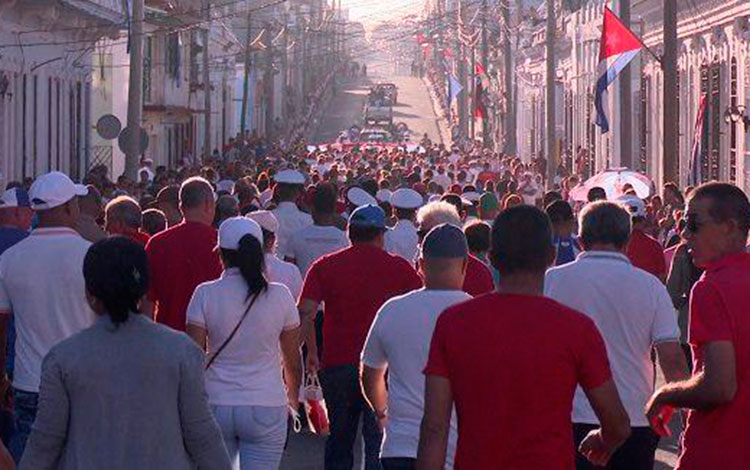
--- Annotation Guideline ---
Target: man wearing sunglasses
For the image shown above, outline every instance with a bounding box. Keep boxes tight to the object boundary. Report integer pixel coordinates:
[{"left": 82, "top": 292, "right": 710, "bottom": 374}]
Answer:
[{"left": 646, "top": 182, "right": 750, "bottom": 470}]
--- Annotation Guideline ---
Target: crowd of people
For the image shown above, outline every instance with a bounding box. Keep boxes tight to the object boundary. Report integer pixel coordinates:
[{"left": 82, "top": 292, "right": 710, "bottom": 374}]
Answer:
[{"left": 0, "top": 137, "right": 746, "bottom": 470}]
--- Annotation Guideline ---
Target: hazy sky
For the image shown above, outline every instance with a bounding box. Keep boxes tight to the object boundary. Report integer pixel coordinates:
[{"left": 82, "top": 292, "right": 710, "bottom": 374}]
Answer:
[{"left": 344, "top": 0, "right": 424, "bottom": 25}]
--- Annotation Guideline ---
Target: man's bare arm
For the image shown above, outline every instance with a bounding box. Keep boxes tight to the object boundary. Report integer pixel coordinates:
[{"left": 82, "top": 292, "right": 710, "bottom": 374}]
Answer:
[{"left": 416, "top": 375, "right": 452, "bottom": 470}]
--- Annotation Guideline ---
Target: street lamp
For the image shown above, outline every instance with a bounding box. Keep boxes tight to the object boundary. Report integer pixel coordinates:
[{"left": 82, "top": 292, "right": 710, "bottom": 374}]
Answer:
[{"left": 724, "top": 104, "right": 750, "bottom": 129}]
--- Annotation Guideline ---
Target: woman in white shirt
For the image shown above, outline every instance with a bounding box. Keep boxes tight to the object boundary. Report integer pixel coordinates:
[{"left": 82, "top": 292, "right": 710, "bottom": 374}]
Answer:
[{"left": 187, "top": 217, "right": 302, "bottom": 470}]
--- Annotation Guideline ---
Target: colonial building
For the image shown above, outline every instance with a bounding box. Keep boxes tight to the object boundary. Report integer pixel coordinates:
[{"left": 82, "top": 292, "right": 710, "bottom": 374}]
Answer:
[{"left": 0, "top": 0, "right": 123, "bottom": 183}]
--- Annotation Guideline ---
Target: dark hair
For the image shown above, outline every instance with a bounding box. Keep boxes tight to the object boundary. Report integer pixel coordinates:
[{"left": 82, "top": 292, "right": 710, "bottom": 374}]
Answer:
[
  {"left": 348, "top": 224, "right": 383, "bottom": 243},
  {"left": 142, "top": 208, "right": 167, "bottom": 235},
  {"left": 313, "top": 183, "right": 337, "bottom": 214},
  {"left": 395, "top": 207, "right": 416, "bottom": 220},
  {"left": 490, "top": 206, "right": 554, "bottom": 275},
  {"left": 83, "top": 237, "right": 149, "bottom": 325},
  {"left": 587, "top": 186, "right": 607, "bottom": 202},
  {"left": 690, "top": 182, "right": 750, "bottom": 236},
  {"left": 464, "top": 221, "right": 491, "bottom": 253},
  {"left": 220, "top": 234, "right": 268, "bottom": 300},
  {"left": 542, "top": 190, "right": 563, "bottom": 208},
  {"left": 579, "top": 202, "right": 632, "bottom": 249},
  {"left": 545, "top": 200, "right": 574, "bottom": 224},
  {"left": 440, "top": 194, "right": 464, "bottom": 214}
]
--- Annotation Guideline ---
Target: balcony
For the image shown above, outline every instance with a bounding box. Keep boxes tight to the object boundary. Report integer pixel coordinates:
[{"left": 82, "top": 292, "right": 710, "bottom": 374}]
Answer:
[{"left": 60, "top": 0, "right": 124, "bottom": 24}]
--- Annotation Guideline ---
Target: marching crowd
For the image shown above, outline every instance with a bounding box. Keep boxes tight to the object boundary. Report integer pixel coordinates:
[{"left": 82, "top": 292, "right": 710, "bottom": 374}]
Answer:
[{"left": 0, "top": 138, "right": 746, "bottom": 470}]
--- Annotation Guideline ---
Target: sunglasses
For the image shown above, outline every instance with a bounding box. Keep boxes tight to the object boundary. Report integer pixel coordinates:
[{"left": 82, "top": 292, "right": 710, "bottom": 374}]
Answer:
[{"left": 684, "top": 214, "right": 705, "bottom": 233}]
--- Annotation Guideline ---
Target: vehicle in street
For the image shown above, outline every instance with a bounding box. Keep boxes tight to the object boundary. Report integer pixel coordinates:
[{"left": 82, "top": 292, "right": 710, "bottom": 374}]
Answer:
[{"left": 374, "top": 82, "right": 398, "bottom": 104}]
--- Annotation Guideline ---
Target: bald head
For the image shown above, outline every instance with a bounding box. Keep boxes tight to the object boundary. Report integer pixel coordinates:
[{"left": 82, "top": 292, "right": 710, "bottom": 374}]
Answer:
[
  {"left": 105, "top": 196, "right": 142, "bottom": 236},
  {"left": 179, "top": 177, "right": 215, "bottom": 225}
]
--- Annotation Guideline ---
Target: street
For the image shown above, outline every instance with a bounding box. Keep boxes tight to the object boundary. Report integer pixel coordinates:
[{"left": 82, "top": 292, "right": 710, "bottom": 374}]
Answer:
[{"left": 282, "top": 67, "right": 681, "bottom": 470}]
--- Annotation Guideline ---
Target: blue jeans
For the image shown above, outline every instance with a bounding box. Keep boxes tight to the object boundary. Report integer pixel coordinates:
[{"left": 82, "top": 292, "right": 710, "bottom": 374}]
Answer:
[
  {"left": 9, "top": 389, "right": 37, "bottom": 463},
  {"left": 211, "top": 405, "right": 287, "bottom": 470},
  {"left": 319, "top": 364, "right": 382, "bottom": 470}
]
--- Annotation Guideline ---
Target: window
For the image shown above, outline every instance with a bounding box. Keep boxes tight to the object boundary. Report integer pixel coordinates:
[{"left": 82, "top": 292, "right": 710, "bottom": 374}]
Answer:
[
  {"left": 709, "top": 61, "right": 721, "bottom": 181},
  {"left": 144, "top": 36, "right": 153, "bottom": 103},
  {"left": 640, "top": 72, "right": 650, "bottom": 173},
  {"left": 730, "top": 57, "right": 738, "bottom": 183},
  {"left": 166, "top": 32, "right": 181, "bottom": 85}
]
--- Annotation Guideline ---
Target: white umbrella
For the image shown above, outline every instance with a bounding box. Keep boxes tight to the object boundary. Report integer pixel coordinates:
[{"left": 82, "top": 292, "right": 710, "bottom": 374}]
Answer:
[{"left": 569, "top": 168, "right": 653, "bottom": 202}]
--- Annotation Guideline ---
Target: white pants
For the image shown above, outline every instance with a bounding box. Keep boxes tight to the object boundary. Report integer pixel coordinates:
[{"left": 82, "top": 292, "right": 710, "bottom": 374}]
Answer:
[{"left": 211, "top": 405, "right": 287, "bottom": 470}]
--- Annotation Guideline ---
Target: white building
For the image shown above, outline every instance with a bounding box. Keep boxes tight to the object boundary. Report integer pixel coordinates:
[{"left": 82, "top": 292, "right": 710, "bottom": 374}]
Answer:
[{"left": 0, "top": 0, "right": 123, "bottom": 184}]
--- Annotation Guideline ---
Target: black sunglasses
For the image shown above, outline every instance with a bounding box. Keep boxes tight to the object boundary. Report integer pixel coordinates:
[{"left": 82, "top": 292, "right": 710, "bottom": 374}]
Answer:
[{"left": 684, "top": 214, "right": 705, "bottom": 233}]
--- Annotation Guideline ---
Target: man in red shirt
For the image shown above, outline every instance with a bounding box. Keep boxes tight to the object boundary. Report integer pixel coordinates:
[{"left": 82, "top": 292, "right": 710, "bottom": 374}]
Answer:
[
  {"left": 619, "top": 195, "right": 667, "bottom": 282},
  {"left": 299, "top": 204, "right": 422, "bottom": 470},
  {"left": 104, "top": 196, "right": 150, "bottom": 246},
  {"left": 418, "top": 206, "right": 631, "bottom": 469},
  {"left": 647, "top": 182, "right": 750, "bottom": 469},
  {"left": 144, "top": 177, "right": 221, "bottom": 331}
]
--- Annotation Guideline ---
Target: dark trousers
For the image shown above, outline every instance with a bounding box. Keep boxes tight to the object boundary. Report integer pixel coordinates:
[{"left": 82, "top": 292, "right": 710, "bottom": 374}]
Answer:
[
  {"left": 573, "top": 423, "right": 659, "bottom": 470},
  {"left": 9, "top": 389, "right": 38, "bottom": 463},
  {"left": 381, "top": 457, "right": 416, "bottom": 470},
  {"left": 319, "top": 364, "right": 382, "bottom": 470}
]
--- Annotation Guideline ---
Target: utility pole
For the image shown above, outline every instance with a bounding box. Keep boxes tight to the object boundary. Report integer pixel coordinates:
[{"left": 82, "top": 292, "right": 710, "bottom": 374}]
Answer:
[
  {"left": 203, "top": 6, "right": 212, "bottom": 162},
  {"left": 239, "top": 0, "right": 252, "bottom": 135},
  {"left": 471, "top": 45, "right": 476, "bottom": 140},
  {"left": 620, "top": 0, "right": 632, "bottom": 169},
  {"left": 663, "top": 0, "right": 679, "bottom": 184},
  {"left": 281, "top": 11, "right": 288, "bottom": 136},
  {"left": 502, "top": 0, "right": 516, "bottom": 155},
  {"left": 264, "top": 23, "right": 274, "bottom": 141},
  {"left": 124, "top": 0, "right": 144, "bottom": 180},
  {"left": 480, "top": 0, "right": 488, "bottom": 147},
  {"left": 545, "top": 0, "right": 556, "bottom": 186}
]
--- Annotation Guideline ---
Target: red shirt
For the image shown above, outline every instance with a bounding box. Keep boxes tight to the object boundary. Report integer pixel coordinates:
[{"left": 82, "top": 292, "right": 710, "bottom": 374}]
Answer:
[
  {"left": 146, "top": 221, "right": 222, "bottom": 331},
  {"left": 626, "top": 229, "right": 666, "bottom": 279},
  {"left": 463, "top": 255, "right": 494, "bottom": 296},
  {"left": 678, "top": 252, "right": 750, "bottom": 469},
  {"left": 301, "top": 243, "right": 422, "bottom": 369},
  {"left": 425, "top": 293, "right": 611, "bottom": 469},
  {"left": 127, "top": 230, "right": 151, "bottom": 246}
]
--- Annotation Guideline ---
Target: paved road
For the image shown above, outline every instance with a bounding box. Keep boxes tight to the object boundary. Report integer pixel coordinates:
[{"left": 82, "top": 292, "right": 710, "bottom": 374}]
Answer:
[
  {"left": 310, "top": 70, "right": 443, "bottom": 145},
  {"left": 283, "top": 64, "right": 680, "bottom": 470}
]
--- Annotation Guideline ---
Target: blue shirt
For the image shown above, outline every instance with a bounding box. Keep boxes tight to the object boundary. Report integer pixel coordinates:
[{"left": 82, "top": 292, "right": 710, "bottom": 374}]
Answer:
[
  {"left": 554, "top": 236, "right": 581, "bottom": 266},
  {"left": 0, "top": 227, "right": 30, "bottom": 377}
]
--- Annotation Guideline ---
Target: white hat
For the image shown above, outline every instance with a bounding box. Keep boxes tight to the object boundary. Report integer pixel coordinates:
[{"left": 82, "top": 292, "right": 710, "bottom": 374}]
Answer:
[
  {"left": 347, "top": 187, "right": 377, "bottom": 207},
  {"left": 274, "top": 169, "right": 305, "bottom": 185},
  {"left": 29, "top": 171, "right": 88, "bottom": 210},
  {"left": 376, "top": 189, "right": 393, "bottom": 203},
  {"left": 0, "top": 187, "right": 31, "bottom": 208},
  {"left": 218, "top": 216, "right": 263, "bottom": 250},
  {"left": 617, "top": 195, "right": 646, "bottom": 218},
  {"left": 216, "top": 179, "right": 235, "bottom": 194},
  {"left": 247, "top": 210, "right": 280, "bottom": 233},
  {"left": 462, "top": 191, "right": 481, "bottom": 203},
  {"left": 391, "top": 188, "right": 423, "bottom": 209}
]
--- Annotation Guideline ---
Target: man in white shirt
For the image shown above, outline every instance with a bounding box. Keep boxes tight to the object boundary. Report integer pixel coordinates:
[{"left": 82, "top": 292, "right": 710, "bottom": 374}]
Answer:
[
  {"left": 0, "top": 172, "right": 94, "bottom": 460},
  {"left": 384, "top": 188, "right": 422, "bottom": 263},
  {"left": 361, "top": 224, "right": 470, "bottom": 470},
  {"left": 544, "top": 201, "right": 689, "bottom": 470},
  {"left": 271, "top": 170, "right": 313, "bottom": 259},
  {"left": 287, "top": 183, "right": 348, "bottom": 278},
  {"left": 247, "top": 210, "right": 303, "bottom": 301}
]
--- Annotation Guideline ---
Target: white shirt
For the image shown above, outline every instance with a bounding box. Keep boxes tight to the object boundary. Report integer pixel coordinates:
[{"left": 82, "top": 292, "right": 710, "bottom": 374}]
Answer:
[
  {"left": 287, "top": 224, "right": 348, "bottom": 277},
  {"left": 265, "top": 253, "right": 303, "bottom": 301},
  {"left": 544, "top": 251, "right": 680, "bottom": 426},
  {"left": 362, "top": 288, "right": 470, "bottom": 464},
  {"left": 186, "top": 270, "right": 300, "bottom": 407},
  {"left": 433, "top": 173, "right": 452, "bottom": 191},
  {"left": 384, "top": 220, "right": 419, "bottom": 263},
  {"left": 0, "top": 228, "right": 94, "bottom": 392},
  {"left": 272, "top": 201, "right": 313, "bottom": 259}
]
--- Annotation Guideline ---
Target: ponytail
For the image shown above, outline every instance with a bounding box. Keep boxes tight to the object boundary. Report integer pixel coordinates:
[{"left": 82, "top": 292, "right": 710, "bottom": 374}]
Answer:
[{"left": 221, "top": 234, "right": 268, "bottom": 300}]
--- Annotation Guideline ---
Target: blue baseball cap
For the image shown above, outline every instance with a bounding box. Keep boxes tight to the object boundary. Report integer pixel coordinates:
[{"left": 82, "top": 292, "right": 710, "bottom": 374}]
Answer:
[
  {"left": 348, "top": 204, "right": 386, "bottom": 230},
  {"left": 421, "top": 224, "right": 468, "bottom": 259},
  {"left": 0, "top": 187, "right": 31, "bottom": 208}
]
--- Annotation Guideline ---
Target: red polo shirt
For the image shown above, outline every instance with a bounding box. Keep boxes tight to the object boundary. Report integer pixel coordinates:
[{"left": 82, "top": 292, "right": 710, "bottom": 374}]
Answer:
[
  {"left": 626, "top": 228, "right": 666, "bottom": 279},
  {"left": 678, "top": 252, "right": 750, "bottom": 469},
  {"left": 300, "top": 243, "right": 422, "bottom": 369},
  {"left": 463, "top": 255, "right": 494, "bottom": 296},
  {"left": 425, "top": 293, "right": 611, "bottom": 469},
  {"left": 127, "top": 230, "right": 151, "bottom": 247},
  {"left": 146, "top": 221, "right": 222, "bottom": 331}
]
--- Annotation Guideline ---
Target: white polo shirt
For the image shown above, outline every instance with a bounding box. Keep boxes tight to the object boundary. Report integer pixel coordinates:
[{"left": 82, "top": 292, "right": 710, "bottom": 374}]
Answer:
[
  {"left": 362, "top": 288, "right": 471, "bottom": 465},
  {"left": 287, "top": 224, "right": 348, "bottom": 277},
  {"left": 544, "top": 251, "right": 680, "bottom": 427},
  {"left": 186, "top": 270, "right": 300, "bottom": 407},
  {"left": 384, "top": 220, "right": 419, "bottom": 263},
  {"left": 0, "top": 227, "right": 94, "bottom": 393},
  {"left": 272, "top": 202, "right": 313, "bottom": 259},
  {"left": 265, "top": 253, "right": 303, "bottom": 301}
]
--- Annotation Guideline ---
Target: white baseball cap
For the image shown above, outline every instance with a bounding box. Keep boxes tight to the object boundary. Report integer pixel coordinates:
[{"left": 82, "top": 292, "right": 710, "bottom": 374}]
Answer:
[
  {"left": 274, "top": 169, "right": 305, "bottom": 185},
  {"left": 347, "top": 187, "right": 377, "bottom": 207},
  {"left": 29, "top": 172, "right": 88, "bottom": 210},
  {"left": 391, "top": 188, "right": 423, "bottom": 209},
  {"left": 617, "top": 195, "right": 647, "bottom": 218},
  {"left": 217, "top": 216, "right": 263, "bottom": 250},
  {"left": 246, "top": 210, "right": 280, "bottom": 233}
]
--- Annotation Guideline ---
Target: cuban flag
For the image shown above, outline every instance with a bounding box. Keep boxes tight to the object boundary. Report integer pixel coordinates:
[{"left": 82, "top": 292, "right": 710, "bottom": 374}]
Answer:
[{"left": 595, "top": 6, "right": 644, "bottom": 133}]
